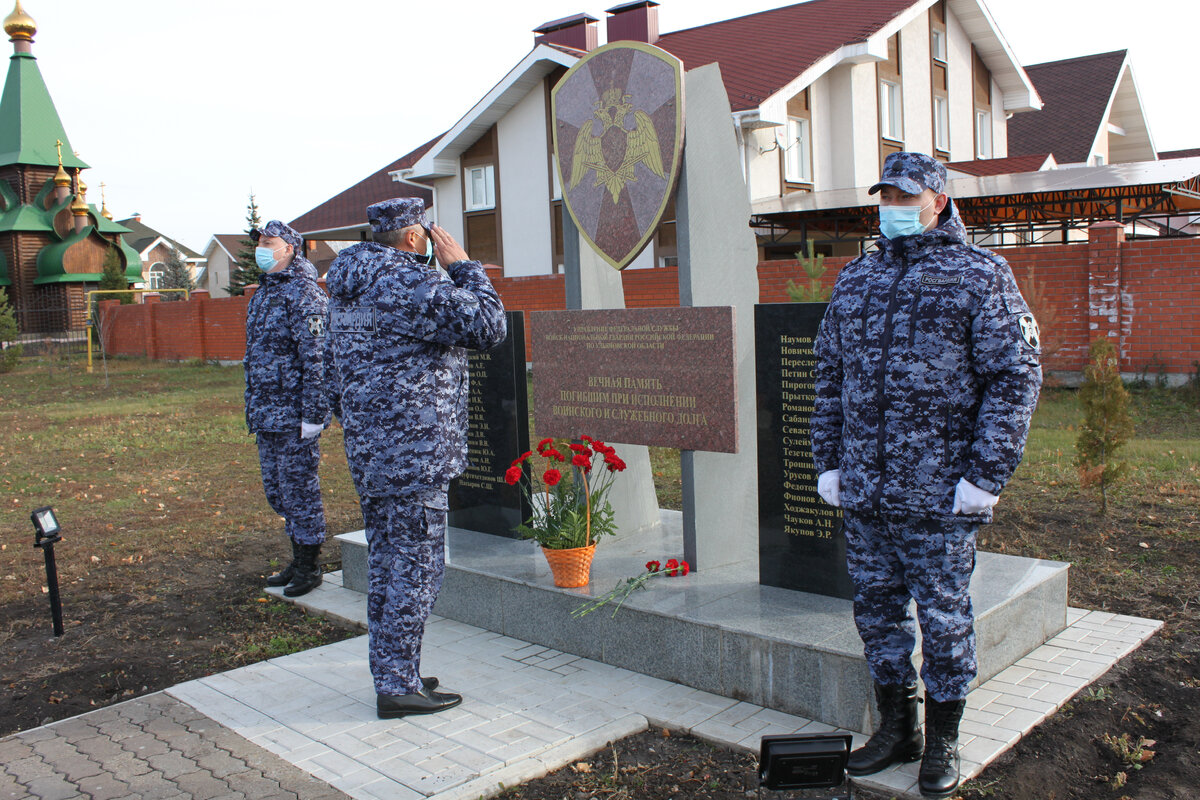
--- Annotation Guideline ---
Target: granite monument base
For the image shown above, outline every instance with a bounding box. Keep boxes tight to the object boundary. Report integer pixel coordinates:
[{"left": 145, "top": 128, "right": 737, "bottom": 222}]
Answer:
[{"left": 336, "top": 513, "right": 1068, "bottom": 732}]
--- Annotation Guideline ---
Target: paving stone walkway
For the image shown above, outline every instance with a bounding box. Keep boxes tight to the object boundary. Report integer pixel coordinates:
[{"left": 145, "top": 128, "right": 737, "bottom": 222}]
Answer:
[
  {"left": 0, "top": 693, "right": 350, "bottom": 800},
  {"left": 0, "top": 569, "right": 1162, "bottom": 800}
]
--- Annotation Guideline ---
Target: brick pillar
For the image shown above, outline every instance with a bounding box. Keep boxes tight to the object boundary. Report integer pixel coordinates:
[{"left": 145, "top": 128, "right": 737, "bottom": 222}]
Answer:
[
  {"left": 1087, "top": 221, "right": 1124, "bottom": 358},
  {"left": 195, "top": 296, "right": 209, "bottom": 362},
  {"left": 146, "top": 301, "right": 159, "bottom": 360}
]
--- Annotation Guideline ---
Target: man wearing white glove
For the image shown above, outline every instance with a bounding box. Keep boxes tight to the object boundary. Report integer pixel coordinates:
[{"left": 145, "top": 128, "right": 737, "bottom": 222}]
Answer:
[
  {"left": 244, "top": 220, "right": 331, "bottom": 598},
  {"left": 810, "top": 153, "right": 1042, "bottom": 799}
]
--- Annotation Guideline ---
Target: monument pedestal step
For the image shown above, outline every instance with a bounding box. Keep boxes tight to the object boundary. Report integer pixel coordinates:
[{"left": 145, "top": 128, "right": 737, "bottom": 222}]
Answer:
[{"left": 336, "top": 510, "right": 1067, "bottom": 732}]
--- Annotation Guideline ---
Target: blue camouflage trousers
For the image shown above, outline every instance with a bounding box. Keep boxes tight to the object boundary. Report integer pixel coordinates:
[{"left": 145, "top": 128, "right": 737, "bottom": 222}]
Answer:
[
  {"left": 255, "top": 431, "right": 326, "bottom": 545},
  {"left": 362, "top": 496, "right": 446, "bottom": 696},
  {"left": 843, "top": 510, "right": 978, "bottom": 702}
]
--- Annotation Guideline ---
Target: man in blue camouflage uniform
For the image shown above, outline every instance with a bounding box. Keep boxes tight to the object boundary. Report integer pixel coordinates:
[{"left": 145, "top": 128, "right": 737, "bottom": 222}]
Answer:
[
  {"left": 324, "top": 198, "right": 506, "bottom": 719},
  {"left": 812, "top": 153, "right": 1041, "bottom": 798},
  {"left": 244, "top": 220, "right": 331, "bottom": 599}
]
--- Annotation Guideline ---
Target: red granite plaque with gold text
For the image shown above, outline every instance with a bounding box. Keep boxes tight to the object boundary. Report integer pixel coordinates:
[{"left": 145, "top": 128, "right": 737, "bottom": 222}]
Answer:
[{"left": 532, "top": 308, "right": 737, "bottom": 453}]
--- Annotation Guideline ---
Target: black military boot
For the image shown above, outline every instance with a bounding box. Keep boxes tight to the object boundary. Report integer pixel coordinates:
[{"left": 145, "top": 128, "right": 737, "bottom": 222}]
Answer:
[
  {"left": 847, "top": 682, "right": 923, "bottom": 776},
  {"left": 918, "top": 696, "right": 966, "bottom": 798},
  {"left": 283, "top": 543, "right": 323, "bottom": 597},
  {"left": 266, "top": 538, "right": 299, "bottom": 587}
]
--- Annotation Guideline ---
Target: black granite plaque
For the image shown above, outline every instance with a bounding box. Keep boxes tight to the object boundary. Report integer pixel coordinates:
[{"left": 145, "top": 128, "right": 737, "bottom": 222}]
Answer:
[
  {"left": 755, "top": 303, "right": 852, "bottom": 599},
  {"left": 448, "top": 312, "right": 532, "bottom": 537}
]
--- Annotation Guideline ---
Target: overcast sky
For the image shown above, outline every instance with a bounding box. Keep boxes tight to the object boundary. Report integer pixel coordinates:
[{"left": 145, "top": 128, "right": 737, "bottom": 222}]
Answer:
[{"left": 18, "top": 0, "right": 1199, "bottom": 250}]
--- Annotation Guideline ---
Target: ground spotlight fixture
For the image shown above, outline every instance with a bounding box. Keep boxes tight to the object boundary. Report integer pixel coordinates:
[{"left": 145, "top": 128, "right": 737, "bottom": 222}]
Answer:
[
  {"left": 32, "top": 506, "right": 61, "bottom": 545},
  {"left": 31, "top": 506, "right": 65, "bottom": 636},
  {"left": 759, "top": 733, "right": 854, "bottom": 799}
]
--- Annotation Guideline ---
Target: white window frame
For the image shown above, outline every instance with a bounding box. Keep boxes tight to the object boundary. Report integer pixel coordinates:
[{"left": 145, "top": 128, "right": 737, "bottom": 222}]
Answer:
[
  {"left": 975, "top": 110, "right": 992, "bottom": 158},
  {"left": 147, "top": 266, "right": 164, "bottom": 290},
  {"left": 783, "top": 117, "right": 812, "bottom": 183},
  {"left": 880, "top": 80, "right": 903, "bottom": 142},
  {"left": 934, "top": 96, "right": 950, "bottom": 152},
  {"left": 464, "top": 165, "right": 496, "bottom": 211},
  {"left": 931, "top": 28, "right": 947, "bottom": 62}
]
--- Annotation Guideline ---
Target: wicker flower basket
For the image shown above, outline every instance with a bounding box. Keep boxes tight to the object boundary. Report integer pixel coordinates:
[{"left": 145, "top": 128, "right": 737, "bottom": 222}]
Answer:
[{"left": 542, "top": 543, "right": 597, "bottom": 588}]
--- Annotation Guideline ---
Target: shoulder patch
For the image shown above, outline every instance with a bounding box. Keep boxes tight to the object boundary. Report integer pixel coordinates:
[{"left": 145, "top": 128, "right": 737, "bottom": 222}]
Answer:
[
  {"left": 330, "top": 306, "right": 377, "bottom": 333},
  {"left": 1018, "top": 313, "right": 1040, "bottom": 350},
  {"left": 306, "top": 314, "right": 325, "bottom": 338}
]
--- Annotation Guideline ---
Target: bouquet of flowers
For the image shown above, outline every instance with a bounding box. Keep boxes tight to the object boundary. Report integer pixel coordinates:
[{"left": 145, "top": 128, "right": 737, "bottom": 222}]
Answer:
[
  {"left": 572, "top": 558, "right": 691, "bottom": 617},
  {"left": 505, "top": 436, "right": 628, "bottom": 550}
]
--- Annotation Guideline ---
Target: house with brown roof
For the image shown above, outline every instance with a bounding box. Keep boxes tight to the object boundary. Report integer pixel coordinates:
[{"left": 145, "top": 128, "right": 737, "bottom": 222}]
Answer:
[
  {"left": 198, "top": 233, "right": 245, "bottom": 298},
  {"left": 394, "top": 0, "right": 1041, "bottom": 270},
  {"left": 287, "top": 137, "right": 437, "bottom": 244},
  {"left": 1008, "top": 50, "right": 1156, "bottom": 167},
  {"left": 115, "top": 216, "right": 205, "bottom": 290}
]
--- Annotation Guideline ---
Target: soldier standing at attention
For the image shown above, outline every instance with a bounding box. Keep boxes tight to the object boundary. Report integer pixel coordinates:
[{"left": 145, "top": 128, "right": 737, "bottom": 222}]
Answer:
[
  {"left": 324, "top": 198, "right": 506, "bottom": 718},
  {"left": 811, "top": 153, "right": 1042, "bottom": 798},
  {"left": 243, "top": 220, "right": 330, "bottom": 598}
]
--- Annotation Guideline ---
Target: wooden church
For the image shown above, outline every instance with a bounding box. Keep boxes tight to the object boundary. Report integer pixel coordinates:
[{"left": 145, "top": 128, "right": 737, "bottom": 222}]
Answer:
[{"left": 0, "top": 1, "right": 141, "bottom": 333}]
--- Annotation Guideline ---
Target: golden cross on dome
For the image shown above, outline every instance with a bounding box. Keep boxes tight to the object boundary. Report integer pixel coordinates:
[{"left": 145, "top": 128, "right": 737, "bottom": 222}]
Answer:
[{"left": 55, "top": 138, "right": 62, "bottom": 164}]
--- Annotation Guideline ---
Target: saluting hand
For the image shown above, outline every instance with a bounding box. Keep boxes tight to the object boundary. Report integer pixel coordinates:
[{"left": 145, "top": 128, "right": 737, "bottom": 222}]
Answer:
[{"left": 430, "top": 224, "right": 470, "bottom": 266}]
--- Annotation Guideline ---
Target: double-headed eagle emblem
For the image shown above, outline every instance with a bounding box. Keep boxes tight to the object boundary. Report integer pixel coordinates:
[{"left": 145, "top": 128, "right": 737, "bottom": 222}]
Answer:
[{"left": 570, "top": 88, "right": 665, "bottom": 203}]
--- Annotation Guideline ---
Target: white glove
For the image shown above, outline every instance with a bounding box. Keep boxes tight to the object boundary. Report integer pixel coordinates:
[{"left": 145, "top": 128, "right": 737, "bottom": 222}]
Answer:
[
  {"left": 817, "top": 469, "right": 841, "bottom": 508},
  {"left": 300, "top": 421, "right": 323, "bottom": 440},
  {"left": 952, "top": 478, "right": 999, "bottom": 515}
]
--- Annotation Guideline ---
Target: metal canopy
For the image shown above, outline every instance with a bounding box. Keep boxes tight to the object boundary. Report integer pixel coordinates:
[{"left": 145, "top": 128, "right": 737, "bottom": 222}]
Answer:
[{"left": 750, "top": 157, "right": 1200, "bottom": 248}]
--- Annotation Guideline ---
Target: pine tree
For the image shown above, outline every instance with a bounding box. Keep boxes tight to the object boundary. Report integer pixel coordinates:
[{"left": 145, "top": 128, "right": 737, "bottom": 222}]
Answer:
[
  {"left": 226, "top": 192, "right": 264, "bottom": 296},
  {"left": 96, "top": 245, "right": 132, "bottom": 304},
  {"left": 1075, "top": 337, "right": 1134, "bottom": 514},
  {"left": 785, "top": 241, "right": 831, "bottom": 302},
  {"left": 0, "top": 287, "right": 21, "bottom": 372},
  {"left": 160, "top": 247, "right": 195, "bottom": 300}
]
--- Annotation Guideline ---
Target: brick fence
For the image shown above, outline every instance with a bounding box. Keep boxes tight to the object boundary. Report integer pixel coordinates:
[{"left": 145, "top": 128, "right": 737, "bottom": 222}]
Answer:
[{"left": 100, "top": 223, "right": 1200, "bottom": 377}]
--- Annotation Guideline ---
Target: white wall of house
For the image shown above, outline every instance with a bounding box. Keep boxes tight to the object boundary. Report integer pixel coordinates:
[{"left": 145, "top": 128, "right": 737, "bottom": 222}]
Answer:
[
  {"left": 203, "top": 245, "right": 233, "bottom": 298},
  {"left": 946, "top": 7, "right": 975, "bottom": 163},
  {"left": 899, "top": 13, "right": 934, "bottom": 156},
  {"left": 496, "top": 82, "right": 554, "bottom": 277},
  {"left": 434, "top": 171, "right": 464, "bottom": 245}
]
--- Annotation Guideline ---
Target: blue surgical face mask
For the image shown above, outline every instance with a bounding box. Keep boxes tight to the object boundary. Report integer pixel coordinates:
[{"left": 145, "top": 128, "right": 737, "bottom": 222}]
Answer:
[
  {"left": 879, "top": 199, "right": 935, "bottom": 240},
  {"left": 255, "top": 246, "right": 278, "bottom": 271},
  {"left": 422, "top": 232, "right": 434, "bottom": 265}
]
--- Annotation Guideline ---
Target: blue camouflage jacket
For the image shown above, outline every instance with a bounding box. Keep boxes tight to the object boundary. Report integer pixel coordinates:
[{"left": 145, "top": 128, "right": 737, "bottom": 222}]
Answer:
[
  {"left": 324, "top": 242, "right": 506, "bottom": 498},
  {"left": 243, "top": 255, "right": 330, "bottom": 433},
  {"left": 812, "top": 200, "right": 1042, "bottom": 521}
]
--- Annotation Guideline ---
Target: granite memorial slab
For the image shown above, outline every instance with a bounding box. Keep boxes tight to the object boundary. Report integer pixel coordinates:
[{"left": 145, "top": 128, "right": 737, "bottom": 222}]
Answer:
[
  {"left": 532, "top": 307, "right": 737, "bottom": 452},
  {"left": 552, "top": 41, "right": 684, "bottom": 271},
  {"left": 448, "top": 311, "right": 531, "bottom": 537},
  {"left": 755, "top": 303, "right": 853, "bottom": 599}
]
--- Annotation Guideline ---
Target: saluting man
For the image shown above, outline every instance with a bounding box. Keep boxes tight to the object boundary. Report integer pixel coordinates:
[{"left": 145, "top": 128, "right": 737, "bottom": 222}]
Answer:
[
  {"left": 324, "top": 198, "right": 506, "bottom": 719},
  {"left": 811, "top": 153, "right": 1042, "bottom": 798},
  {"left": 243, "top": 220, "right": 331, "bottom": 598}
]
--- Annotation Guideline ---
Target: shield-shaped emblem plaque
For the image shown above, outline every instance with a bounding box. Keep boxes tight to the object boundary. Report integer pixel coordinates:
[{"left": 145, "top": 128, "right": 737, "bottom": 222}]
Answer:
[{"left": 552, "top": 41, "right": 684, "bottom": 271}]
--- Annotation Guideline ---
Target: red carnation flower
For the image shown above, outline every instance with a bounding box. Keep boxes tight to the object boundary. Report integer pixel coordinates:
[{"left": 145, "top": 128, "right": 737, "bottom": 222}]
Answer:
[
  {"left": 572, "top": 453, "right": 593, "bottom": 471},
  {"left": 664, "top": 558, "right": 680, "bottom": 576},
  {"left": 546, "top": 448, "right": 566, "bottom": 462},
  {"left": 536, "top": 437, "right": 554, "bottom": 454},
  {"left": 592, "top": 441, "right": 613, "bottom": 455},
  {"left": 504, "top": 465, "right": 523, "bottom": 485},
  {"left": 580, "top": 435, "right": 593, "bottom": 442},
  {"left": 568, "top": 443, "right": 587, "bottom": 453},
  {"left": 512, "top": 451, "right": 532, "bottom": 466},
  {"left": 645, "top": 560, "right": 661, "bottom": 573},
  {"left": 604, "top": 455, "right": 627, "bottom": 473},
  {"left": 543, "top": 468, "right": 562, "bottom": 486},
  {"left": 679, "top": 560, "right": 690, "bottom": 576}
]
